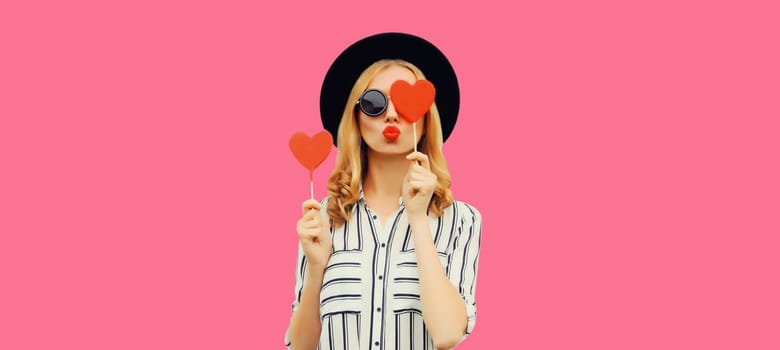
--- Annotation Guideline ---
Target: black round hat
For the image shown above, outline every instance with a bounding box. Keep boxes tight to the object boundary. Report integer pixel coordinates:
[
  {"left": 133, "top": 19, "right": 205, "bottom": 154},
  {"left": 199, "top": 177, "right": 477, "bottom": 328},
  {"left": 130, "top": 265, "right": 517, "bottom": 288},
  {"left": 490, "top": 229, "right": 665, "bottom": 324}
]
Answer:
[{"left": 320, "top": 32, "right": 460, "bottom": 145}]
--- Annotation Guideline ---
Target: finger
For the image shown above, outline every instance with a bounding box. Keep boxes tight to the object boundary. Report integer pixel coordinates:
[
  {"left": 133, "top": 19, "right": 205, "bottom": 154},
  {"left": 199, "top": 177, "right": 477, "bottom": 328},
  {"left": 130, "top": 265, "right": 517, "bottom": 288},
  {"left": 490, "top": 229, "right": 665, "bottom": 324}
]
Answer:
[
  {"left": 297, "top": 220, "right": 317, "bottom": 234},
  {"left": 407, "top": 169, "right": 433, "bottom": 183},
  {"left": 408, "top": 163, "right": 428, "bottom": 176},
  {"left": 406, "top": 152, "right": 430, "bottom": 171},
  {"left": 299, "top": 229, "right": 319, "bottom": 241},
  {"left": 302, "top": 218, "right": 320, "bottom": 229},
  {"left": 302, "top": 208, "right": 319, "bottom": 221},
  {"left": 404, "top": 182, "right": 421, "bottom": 194},
  {"left": 296, "top": 217, "right": 311, "bottom": 231},
  {"left": 302, "top": 199, "right": 321, "bottom": 214},
  {"left": 406, "top": 168, "right": 421, "bottom": 180},
  {"left": 408, "top": 180, "right": 427, "bottom": 189},
  {"left": 301, "top": 219, "right": 320, "bottom": 234}
]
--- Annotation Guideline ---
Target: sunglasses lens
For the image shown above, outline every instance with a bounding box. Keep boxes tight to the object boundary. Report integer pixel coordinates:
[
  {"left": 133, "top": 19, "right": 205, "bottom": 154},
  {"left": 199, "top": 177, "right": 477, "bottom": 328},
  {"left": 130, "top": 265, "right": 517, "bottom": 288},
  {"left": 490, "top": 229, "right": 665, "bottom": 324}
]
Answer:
[{"left": 360, "top": 90, "right": 387, "bottom": 116}]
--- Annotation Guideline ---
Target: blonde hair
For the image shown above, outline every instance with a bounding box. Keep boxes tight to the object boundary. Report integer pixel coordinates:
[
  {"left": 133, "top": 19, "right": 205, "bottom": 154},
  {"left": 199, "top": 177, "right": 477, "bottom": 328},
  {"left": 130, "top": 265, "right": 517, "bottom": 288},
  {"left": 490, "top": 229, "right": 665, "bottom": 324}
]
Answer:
[{"left": 327, "top": 59, "right": 453, "bottom": 226}]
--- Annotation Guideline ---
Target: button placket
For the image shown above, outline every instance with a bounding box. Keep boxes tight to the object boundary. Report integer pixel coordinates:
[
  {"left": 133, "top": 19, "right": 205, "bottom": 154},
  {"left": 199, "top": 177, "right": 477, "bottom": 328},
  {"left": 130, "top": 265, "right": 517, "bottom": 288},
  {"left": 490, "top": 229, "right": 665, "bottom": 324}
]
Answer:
[
  {"left": 373, "top": 250, "right": 385, "bottom": 346},
  {"left": 371, "top": 208, "right": 387, "bottom": 349},
  {"left": 366, "top": 204, "right": 404, "bottom": 350}
]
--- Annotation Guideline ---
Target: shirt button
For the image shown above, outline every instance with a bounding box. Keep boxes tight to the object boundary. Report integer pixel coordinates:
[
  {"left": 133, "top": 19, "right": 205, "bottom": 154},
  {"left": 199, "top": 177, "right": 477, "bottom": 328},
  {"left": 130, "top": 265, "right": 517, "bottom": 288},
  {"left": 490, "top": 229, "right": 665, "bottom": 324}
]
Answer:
[
  {"left": 381, "top": 243, "right": 386, "bottom": 248},
  {"left": 372, "top": 215, "right": 377, "bottom": 219},
  {"left": 375, "top": 341, "right": 380, "bottom": 346},
  {"left": 376, "top": 307, "right": 381, "bottom": 312},
  {"left": 378, "top": 275, "right": 383, "bottom": 280}
]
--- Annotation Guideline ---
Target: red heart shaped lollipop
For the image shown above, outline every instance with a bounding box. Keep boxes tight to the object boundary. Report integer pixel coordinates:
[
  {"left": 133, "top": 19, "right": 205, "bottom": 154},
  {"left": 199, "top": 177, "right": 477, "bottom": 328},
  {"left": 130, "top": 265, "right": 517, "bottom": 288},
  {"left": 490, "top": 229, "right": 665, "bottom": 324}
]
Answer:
[
  {"left": 289, "top": 131, "right": 333, "bottom": 173},
  {"left": 390, "top": 80, "right": 436, "bottom": 123}
]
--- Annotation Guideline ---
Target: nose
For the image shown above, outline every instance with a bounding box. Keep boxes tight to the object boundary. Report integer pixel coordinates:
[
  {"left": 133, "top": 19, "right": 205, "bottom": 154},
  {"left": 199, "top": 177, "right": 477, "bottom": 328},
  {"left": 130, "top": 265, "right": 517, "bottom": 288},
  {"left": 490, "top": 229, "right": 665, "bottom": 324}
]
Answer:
[{"left": 385, "top": 98, "right": 399, "bottom": 123}]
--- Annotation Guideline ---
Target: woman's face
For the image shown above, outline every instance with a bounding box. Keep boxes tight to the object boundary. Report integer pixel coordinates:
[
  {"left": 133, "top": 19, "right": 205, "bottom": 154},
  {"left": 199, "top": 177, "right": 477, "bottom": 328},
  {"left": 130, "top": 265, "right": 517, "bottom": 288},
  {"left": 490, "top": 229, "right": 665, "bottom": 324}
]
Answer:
[{"left": 358, "top": 64, "right": 425, "bottom": 156}]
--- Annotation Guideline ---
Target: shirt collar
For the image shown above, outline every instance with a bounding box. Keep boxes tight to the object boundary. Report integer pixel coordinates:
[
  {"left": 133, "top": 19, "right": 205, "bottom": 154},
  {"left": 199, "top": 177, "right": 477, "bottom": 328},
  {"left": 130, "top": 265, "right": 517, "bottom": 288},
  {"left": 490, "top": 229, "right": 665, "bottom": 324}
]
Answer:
[
  {"left": 358, "top": 183, "right": 366, "bottom": 204},
  {"left": 357, "top": 183, "right": 404, "bottom": 207}
]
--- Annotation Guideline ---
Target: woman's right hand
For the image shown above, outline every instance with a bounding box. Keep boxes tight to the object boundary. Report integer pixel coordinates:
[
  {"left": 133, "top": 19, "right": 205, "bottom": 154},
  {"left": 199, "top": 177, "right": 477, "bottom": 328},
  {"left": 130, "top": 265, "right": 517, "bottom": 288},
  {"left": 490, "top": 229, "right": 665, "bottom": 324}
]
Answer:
[{"left": 296, "top": 199, "right": 333, "bottom": 272}]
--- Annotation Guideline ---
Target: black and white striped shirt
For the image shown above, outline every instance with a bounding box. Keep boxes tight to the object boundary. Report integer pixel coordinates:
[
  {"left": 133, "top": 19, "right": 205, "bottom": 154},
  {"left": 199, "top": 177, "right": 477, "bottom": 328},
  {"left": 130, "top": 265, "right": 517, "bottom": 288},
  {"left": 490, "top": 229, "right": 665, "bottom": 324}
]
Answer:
[{"left": 285, "top": 190, "right": 482, "bottom": 349}]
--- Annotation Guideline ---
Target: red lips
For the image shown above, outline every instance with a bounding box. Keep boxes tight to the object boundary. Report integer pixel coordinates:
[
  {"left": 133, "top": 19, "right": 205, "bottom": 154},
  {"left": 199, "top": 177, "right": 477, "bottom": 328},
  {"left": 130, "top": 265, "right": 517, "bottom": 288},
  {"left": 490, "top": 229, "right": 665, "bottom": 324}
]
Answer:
[{"left": 383, "top": 125, "right": 400, "bottom": 141}]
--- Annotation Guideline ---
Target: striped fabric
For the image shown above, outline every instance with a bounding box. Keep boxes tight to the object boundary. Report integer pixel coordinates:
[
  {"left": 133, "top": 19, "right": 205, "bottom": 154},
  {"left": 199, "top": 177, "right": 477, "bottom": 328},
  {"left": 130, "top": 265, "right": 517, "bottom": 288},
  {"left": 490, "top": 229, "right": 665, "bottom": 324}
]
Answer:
[{"left": 285, "top": 192, "right": 482, "bottom": 350}]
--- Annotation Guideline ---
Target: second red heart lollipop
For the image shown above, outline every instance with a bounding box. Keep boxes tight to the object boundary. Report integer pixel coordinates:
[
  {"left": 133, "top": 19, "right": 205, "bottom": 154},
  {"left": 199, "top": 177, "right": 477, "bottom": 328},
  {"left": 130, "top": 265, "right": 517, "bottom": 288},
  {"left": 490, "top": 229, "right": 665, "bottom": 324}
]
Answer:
[{"left": 289, "top": 130, "right": 333, "bottom": 199}]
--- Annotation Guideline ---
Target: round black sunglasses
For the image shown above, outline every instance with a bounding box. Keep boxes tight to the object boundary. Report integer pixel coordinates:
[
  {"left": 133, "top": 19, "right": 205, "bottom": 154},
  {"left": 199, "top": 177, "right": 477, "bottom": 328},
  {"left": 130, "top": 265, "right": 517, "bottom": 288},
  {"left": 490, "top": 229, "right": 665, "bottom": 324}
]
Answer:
[{"left": 356, "top": 89, "right": 388, "bottom": 117}]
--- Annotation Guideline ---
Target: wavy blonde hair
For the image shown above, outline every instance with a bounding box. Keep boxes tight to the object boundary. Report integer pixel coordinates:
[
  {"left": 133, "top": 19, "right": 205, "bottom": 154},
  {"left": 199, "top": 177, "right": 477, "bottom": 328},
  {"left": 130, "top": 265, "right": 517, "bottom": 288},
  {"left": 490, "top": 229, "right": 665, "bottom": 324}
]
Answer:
[{"left": 327, "top": 59, "right": 453, "bottom": 226}]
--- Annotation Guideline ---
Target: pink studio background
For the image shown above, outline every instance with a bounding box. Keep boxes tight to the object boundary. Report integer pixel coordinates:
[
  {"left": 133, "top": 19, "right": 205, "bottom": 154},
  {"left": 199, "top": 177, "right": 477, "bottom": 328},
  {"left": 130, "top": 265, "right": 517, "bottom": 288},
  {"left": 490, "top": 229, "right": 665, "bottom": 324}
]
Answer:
[{"left": 1, "top": 1, "right": 778, "bottom": 349}]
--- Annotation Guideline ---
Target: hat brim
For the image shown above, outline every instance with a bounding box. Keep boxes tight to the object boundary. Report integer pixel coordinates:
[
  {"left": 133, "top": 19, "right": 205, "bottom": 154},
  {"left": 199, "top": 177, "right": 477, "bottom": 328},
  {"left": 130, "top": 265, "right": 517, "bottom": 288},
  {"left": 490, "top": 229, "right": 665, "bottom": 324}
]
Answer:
[{"left": 320, "top": 32, "right": 460, "bottom": 146}]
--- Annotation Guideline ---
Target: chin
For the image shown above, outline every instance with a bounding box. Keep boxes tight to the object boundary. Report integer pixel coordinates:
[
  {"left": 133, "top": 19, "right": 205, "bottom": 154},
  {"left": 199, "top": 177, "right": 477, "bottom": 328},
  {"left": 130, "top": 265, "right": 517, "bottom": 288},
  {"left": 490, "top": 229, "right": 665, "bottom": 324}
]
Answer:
[{"left": 368, "top": 141, "right": 410, "bottom": 155}]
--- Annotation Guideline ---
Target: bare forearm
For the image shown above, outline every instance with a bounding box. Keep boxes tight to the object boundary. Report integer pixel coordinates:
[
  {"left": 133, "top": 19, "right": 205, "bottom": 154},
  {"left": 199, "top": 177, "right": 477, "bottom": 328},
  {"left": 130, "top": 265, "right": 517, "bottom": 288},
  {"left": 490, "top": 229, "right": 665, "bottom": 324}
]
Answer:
[
  {"left": 287, "top": 267, "right": 324, "bottom": 350},
  {"left": 410, "top": 214, "right": 467, "bottom": 350}
]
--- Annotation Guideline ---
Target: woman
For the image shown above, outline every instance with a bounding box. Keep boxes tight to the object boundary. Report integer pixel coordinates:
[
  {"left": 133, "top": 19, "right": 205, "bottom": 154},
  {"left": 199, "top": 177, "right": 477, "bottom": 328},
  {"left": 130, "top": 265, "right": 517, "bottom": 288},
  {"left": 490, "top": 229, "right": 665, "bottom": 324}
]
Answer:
[{"left": 285, "top": 33, "right": 482, "bottom": 350}]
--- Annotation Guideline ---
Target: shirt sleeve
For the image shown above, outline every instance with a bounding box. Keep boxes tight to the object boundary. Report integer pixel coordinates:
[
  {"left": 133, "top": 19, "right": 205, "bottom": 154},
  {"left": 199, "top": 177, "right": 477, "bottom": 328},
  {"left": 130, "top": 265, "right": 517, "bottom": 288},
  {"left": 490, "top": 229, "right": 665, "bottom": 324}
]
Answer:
[
  {"left": 448, "top": 202, "right": 482, "bottom": 341},
  {"left": 284, "top": 197, "right": 328, "bottom": 349},
  {"left": 284, "top": 241, "right": 307, "bottom": 349}
]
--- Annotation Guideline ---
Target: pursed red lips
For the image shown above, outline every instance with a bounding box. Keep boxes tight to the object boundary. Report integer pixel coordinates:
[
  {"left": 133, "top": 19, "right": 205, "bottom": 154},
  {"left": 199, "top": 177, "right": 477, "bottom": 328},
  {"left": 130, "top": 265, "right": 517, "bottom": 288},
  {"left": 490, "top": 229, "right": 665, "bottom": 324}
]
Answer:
[{"left": 383, "top": 125, "right": 400, "bottom": 141}]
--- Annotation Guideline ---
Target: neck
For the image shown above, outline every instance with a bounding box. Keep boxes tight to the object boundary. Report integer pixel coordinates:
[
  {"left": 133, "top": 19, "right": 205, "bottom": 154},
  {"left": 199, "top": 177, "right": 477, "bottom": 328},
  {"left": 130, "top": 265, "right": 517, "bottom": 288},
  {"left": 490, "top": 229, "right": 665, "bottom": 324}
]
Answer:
[{"left": 363, "top": 149, "right": 410, "bottom": 200}]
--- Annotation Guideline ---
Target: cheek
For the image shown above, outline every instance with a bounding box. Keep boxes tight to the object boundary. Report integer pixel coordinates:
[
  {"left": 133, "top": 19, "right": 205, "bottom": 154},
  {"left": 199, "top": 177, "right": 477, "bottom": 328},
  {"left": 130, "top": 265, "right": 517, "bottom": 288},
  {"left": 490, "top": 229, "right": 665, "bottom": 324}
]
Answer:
[
  {"left": 359, "top": 118, "right": 379, "bottom": 136},
  {"left": 370, "top": 117, "right": 387, "bottom": 129},
  {"left": 415, "top": 121, "right": 425, "bottom": 135}
]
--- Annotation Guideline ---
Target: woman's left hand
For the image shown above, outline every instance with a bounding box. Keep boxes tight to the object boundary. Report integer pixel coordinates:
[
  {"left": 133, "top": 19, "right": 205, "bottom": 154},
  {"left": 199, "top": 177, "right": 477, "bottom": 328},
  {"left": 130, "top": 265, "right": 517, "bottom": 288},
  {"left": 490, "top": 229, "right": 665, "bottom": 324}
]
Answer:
[{"left": 402, "top": 151, "right": 438, "bottom": 219}]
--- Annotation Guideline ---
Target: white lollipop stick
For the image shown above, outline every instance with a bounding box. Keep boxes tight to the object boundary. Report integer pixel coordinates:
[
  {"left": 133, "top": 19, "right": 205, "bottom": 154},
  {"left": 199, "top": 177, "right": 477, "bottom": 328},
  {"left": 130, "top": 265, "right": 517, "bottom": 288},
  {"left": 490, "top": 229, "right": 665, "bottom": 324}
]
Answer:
[
  {"left": 413, "top": 123, "right": 417, "bottom": 153},
  {"left": 309, "top": 171, "right": 315, "bottom": 200}
]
